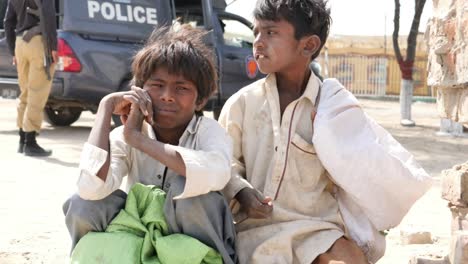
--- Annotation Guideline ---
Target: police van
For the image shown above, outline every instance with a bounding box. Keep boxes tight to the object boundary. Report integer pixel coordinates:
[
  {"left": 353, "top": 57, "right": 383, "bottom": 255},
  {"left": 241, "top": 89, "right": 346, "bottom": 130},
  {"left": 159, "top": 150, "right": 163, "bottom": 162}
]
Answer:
[{"left": 0, "top": 0, "right": 261, "bottom": 125}]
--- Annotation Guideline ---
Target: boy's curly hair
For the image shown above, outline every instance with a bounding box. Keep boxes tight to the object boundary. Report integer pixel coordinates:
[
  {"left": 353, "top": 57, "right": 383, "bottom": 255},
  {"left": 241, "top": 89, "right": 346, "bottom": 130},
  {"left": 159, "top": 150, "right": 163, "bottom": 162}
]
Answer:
[
  {"left": 253, "top": 0, "right": 331, "bottom": 60},
  {"left": 132, "top": 25, "right": 218, "bottom": 104}
]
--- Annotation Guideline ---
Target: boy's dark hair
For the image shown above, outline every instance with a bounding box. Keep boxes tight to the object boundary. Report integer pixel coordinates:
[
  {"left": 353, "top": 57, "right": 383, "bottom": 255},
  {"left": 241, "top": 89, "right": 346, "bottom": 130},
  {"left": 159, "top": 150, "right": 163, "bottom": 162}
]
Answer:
[
  {"left": 132, "top": 25, "right": 218, "bottom": 105},
  {"left": 253, "top": 0, "right": 331, "bottom": 60}
]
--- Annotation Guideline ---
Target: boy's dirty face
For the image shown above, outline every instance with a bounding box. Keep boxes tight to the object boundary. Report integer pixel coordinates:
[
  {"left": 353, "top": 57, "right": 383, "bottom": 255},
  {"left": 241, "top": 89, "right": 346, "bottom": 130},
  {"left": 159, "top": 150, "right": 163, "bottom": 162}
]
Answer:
[
  {"left": 253, "top": 19, "right": 304, "bottom": 75},
  {"left": 143, "top": 67, "right": 201, "bottom": 132}
]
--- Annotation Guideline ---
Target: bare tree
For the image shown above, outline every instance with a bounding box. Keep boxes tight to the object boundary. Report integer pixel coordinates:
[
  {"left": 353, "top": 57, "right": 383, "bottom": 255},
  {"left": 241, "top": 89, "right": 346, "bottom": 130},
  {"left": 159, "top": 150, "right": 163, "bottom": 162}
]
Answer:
[{"left": 393, "top": 0, "right": 427, "bottom": 126}]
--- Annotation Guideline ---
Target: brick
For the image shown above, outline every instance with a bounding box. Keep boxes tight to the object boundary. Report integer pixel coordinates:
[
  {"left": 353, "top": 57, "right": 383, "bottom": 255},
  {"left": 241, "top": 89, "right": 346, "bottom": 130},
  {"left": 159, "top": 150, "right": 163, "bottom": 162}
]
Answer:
[
  {"left": 450, "top": 206, "right": 468, "bottom": 235},
  {"left": 449, "top": 231, "right": 468, "bottom": 264},
  {"left": 401, "top": 229, "right": 433, "bottom": 245},
  {"left": 437, "top": 88, "right": 462, "bottom": 122},
  {"left": 408, "top": 255, "right": 448, "bottom": 264},
  {"left": 441, "top": 164, "right": 468, "bottom": 206},
  {"left": 458, "top": 88, "right": 468, "bottom": 123}
]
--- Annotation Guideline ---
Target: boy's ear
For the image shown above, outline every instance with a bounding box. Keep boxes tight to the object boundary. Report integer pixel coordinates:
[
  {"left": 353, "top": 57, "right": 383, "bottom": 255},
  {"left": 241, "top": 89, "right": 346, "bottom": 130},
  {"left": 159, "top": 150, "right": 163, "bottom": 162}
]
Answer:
[
  {"left": 301, "top": 35, "right": 321, "bottom": 58},
  {"left": 195, "top": 97, "right": 209, "bottom": 111}
]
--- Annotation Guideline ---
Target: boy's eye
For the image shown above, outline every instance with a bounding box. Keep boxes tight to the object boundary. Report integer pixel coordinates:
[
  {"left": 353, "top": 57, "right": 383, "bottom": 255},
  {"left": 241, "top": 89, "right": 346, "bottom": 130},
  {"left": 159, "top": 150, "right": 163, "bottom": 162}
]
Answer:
[
  {"left": 267, "top": 30, "right": 275, "bottom": 35},
  {"left": 150, "top": 83, "right": 163, "bottom": 88},
  {"left": 176, "top": 86, "right": 189, "bottom": 91}
]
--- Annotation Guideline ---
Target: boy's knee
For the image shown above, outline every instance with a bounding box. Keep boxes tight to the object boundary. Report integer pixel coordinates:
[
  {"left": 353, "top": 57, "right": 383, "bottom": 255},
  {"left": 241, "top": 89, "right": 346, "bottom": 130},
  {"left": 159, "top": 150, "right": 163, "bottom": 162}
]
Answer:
[
  {"left": 314, "top": 237, "right": 367, "bottom": 264},
  {"left": 63, "top": 194, "right": 98, "bottom": 227}
]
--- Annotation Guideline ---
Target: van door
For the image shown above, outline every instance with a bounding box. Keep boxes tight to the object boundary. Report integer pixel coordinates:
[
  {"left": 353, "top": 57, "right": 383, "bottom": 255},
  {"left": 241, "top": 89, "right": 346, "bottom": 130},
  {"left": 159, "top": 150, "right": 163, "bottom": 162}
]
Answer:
[{"left": 213, "top": 11, "right": 262, "bottom": 101}]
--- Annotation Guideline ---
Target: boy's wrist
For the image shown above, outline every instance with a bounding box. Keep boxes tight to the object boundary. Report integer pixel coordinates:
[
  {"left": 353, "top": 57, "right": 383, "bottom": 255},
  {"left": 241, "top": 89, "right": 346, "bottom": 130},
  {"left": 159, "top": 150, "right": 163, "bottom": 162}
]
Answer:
[
  {"left": 100, "top": 96, "right": 116, "bottom": 114},
  {"left": 124, "top": 127, "right": 144, "bottom": 149}
]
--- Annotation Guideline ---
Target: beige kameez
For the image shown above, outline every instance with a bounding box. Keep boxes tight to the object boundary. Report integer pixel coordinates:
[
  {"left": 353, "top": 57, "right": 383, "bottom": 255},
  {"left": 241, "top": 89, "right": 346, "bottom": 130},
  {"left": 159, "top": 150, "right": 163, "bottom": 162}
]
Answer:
[{"left": 219, "top": 74, "right": 344, "bottom": 263}]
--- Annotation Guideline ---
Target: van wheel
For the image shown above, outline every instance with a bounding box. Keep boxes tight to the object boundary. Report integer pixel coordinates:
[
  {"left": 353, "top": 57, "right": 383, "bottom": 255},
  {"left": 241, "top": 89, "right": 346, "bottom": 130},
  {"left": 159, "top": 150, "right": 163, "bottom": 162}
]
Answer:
[{"left": 44, "top": 106, "right": 82, "bottom": 126}]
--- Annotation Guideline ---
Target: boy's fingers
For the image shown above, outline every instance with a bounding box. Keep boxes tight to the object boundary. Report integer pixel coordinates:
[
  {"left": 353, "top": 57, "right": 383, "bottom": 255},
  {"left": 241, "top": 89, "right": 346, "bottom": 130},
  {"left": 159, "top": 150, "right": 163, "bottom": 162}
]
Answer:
[
  {"left": 145, "top": 95, "right": 154, "bottom": 124},
  {"left": 131, "top": 86, "right": 150, "bottom": 116},
  {"left": 262, "top": 196, "right": 273, "bottom": 206},
  {"left": 123, "top": 94, "right": 139, "bottom": 105},
  {"left": 251, "top": 204, "right": 272, "bottom": 218},
  {"left": 253, "top": 189, "right": 273, "bottom": 206}
]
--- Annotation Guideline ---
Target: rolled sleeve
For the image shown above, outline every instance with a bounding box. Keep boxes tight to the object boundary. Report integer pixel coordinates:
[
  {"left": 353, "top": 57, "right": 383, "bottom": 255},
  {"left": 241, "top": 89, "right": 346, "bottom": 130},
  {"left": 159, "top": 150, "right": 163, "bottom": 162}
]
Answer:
[
  {"left": 172, "top": 120, "right": 232, "bottom": 199},
  {"left": 77, "top": 129, "right": 129, "bottom": 200}
]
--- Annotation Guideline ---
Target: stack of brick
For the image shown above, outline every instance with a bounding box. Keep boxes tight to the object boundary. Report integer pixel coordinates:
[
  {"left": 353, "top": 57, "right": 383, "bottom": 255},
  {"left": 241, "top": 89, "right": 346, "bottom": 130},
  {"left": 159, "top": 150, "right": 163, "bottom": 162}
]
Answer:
[
  {"left": 441, "top": 162, "right": 468, "bottom": 263},
  {"left": 426, "top": 0, "right": 468, "bottom": 134}
]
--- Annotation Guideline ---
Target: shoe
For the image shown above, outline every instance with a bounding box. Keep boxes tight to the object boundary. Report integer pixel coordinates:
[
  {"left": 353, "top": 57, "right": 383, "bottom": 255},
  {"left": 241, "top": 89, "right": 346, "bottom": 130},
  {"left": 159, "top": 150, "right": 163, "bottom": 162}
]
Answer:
[
  {"left": 18, "top": 128, "right": 25, "bottom": 153},
  {"left": 24, "top": 131, "right": 52, "bottom": 157}
]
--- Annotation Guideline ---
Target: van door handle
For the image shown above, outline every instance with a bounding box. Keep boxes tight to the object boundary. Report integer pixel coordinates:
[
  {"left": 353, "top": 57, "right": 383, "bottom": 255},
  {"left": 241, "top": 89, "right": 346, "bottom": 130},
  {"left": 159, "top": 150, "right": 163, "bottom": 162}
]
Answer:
[{"left": 225, "top": 54, "right": 239, "bottom": 60}]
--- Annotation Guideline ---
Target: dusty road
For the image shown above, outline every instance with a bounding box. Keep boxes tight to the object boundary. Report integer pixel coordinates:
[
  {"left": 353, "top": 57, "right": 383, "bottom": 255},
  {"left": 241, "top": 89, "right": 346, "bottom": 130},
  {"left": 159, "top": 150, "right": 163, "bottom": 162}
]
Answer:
[{"left": 0, "top": 97, "right": 467, "bottom": 263}]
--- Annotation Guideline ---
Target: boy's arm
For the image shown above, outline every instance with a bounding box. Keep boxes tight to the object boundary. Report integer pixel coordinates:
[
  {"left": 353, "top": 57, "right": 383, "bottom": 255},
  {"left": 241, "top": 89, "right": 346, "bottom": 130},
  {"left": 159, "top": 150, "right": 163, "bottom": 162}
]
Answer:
[
  {"left": 123, "top": 105, "right": 186, "bottom": 176},
  {"left": 124, "top": 105, "right": 232, "bottom": 199},
  {"left": 218, "top": 97, "right": 273, "bottom": 218},
  {"left": 86, "top": 97, "right": 115, "bottom": 179},
  {"left": 77, "top": 92, "right": 142, "bottom": 200}
]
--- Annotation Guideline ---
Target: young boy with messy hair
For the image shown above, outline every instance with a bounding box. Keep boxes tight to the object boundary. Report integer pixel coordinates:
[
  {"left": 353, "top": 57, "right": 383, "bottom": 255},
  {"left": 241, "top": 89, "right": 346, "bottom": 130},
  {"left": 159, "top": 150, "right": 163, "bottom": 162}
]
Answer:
[
  {"left": 219, "top": 0, "right": 431, "bottom": 263},
  {"left": 63, "top": 26, "right": 237, "bottom": 264}
]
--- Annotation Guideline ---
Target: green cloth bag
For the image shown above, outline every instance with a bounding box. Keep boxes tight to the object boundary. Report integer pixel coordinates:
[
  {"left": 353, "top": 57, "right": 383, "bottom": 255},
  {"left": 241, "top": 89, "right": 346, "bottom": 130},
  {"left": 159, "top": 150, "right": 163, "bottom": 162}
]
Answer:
[{"left": 71, "top": 183, "right": 222, "bottom": 264}]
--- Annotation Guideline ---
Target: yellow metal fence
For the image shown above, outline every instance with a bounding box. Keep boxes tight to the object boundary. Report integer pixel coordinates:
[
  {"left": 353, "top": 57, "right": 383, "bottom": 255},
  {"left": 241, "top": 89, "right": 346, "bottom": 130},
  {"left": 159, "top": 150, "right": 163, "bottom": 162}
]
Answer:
[{"left": 316, "top": 55, "right": 432, "bottom": 97}]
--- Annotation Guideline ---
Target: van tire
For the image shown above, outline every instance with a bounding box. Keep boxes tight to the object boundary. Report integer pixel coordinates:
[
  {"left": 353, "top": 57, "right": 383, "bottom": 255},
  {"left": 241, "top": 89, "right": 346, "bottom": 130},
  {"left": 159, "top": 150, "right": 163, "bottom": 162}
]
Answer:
[{"left": 44, "top": 106, "right": 82, "bottom": 126}]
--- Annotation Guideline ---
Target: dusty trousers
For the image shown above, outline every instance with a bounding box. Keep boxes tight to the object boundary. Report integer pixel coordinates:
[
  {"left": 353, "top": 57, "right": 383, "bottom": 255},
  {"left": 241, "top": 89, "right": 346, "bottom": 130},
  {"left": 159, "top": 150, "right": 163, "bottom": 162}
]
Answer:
[{"left": 15, "top": 35, "right": 55, "bottom": 132}]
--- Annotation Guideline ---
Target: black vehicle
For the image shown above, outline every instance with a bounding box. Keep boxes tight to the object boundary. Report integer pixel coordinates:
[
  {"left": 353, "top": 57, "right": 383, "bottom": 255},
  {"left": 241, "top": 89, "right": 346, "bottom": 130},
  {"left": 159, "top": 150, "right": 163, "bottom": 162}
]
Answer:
[{"left": 0, "top": 0, "right": 262, "bottom": 125}]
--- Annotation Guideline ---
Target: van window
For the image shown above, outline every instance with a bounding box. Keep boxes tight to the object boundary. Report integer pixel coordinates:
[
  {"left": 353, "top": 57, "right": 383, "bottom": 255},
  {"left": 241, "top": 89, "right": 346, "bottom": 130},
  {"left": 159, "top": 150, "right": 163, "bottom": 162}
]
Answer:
[
  {"left": 220, "top": 18, "right": 253, "bottom": 48},
  {"left": 176, "top": 11, "right": 204, "bottom": 28}
]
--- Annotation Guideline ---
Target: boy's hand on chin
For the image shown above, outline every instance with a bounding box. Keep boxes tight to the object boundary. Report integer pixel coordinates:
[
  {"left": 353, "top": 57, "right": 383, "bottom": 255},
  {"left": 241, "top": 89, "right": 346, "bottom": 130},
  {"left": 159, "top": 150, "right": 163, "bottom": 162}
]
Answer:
[
  {"left": 123, "top": 105, "right": 145, "bottom": 148},
  {"left": 235, "top": 188, "right": 273, "bottom": 219},
  {"left": 104, "top": 87, "right": 154, "bottom": 125}
]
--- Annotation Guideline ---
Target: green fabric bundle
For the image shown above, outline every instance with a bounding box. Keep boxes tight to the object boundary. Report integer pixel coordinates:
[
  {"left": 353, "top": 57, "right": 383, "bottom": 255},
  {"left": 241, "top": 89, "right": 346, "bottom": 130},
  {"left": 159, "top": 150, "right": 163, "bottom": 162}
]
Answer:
[{"left": 71, "top": 183, "right": 222, "bottom": 264}]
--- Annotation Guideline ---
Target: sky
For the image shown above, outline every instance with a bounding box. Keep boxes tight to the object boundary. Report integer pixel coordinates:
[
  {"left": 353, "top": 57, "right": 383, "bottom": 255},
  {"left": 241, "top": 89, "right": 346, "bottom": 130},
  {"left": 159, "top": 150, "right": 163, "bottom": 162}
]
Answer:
[{"left": 226, "top": 0, "right": 434, "bottom": 36}]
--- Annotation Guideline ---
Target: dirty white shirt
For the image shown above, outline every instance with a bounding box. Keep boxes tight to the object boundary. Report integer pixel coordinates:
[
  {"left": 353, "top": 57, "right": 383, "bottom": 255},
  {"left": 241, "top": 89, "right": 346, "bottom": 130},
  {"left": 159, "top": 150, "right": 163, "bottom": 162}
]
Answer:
[
  {"left": 77, "top": 115, "right": 232, "bottom": 201},
  {"left": 218, "top": 74, "right": 345, "bottom": 264}
]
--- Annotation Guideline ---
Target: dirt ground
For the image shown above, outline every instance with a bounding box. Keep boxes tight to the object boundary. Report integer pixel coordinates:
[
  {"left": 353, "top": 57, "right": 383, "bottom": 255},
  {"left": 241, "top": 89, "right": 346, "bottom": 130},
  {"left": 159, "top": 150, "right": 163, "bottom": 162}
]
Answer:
[{"left": 0, "top": 97, "right": 467, "bottom": 264}]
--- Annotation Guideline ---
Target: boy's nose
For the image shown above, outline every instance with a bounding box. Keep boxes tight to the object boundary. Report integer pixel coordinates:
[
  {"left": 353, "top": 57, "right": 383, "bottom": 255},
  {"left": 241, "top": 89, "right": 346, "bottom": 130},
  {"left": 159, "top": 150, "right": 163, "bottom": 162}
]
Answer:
[
  {"left": 253, "top": 34, "right": 264, "bottom": 49},
  {"left": 160, "top": 88, "right": 175, "bottom": 102}
]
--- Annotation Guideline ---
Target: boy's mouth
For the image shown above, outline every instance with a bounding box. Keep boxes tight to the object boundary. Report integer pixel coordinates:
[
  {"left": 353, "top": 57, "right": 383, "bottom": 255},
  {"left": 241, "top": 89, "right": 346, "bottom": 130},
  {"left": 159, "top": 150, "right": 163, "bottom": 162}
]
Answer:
[
  {"left": 156, "top": 108, "right": 177, "bottom": 114},
  {"left": 255, "top": 53, "right": 266, "bottom": 60}
]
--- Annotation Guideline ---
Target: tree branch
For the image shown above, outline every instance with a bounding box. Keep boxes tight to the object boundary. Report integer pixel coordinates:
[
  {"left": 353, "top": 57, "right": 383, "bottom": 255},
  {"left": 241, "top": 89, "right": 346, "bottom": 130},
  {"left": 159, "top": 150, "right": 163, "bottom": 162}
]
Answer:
[
  {"left": 406, "top": 0, "right": 427, "bottom": 61},
  {"left": 392, "top": 0, "right": 403, "bottom": 62}
]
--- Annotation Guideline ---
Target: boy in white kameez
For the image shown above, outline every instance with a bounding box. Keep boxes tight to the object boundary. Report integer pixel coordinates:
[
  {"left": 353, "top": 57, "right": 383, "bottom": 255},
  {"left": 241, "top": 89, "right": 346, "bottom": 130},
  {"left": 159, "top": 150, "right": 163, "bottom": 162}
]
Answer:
[
  {"left": 63, "top": 27, "right": 237, "bottom": 264},
  {"left": 218, "top": 0, "right": 431, "bottom": 263}
]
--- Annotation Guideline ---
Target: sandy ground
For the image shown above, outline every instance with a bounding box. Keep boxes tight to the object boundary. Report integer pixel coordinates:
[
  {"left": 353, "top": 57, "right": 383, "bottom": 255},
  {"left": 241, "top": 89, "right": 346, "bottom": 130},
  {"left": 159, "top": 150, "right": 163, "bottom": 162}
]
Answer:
[{"left": 0, "top": 97, "right": 467, "bottom": 264}]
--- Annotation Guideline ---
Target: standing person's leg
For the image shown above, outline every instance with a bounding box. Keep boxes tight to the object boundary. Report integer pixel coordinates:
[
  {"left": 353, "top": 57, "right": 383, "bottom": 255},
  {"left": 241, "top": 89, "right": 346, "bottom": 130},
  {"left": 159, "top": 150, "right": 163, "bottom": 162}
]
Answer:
[
  {"left": 22, "top": 36, "right": 56, "bottom": 156},
  {"left": 15, "top": 37, "right": 29, "bottom": 153},
  {"left": 62, "top": 190, "right": 127, "bottom": 251},
  {"left": 164, "top": 176, "right": 237, "bottom": 264}
]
